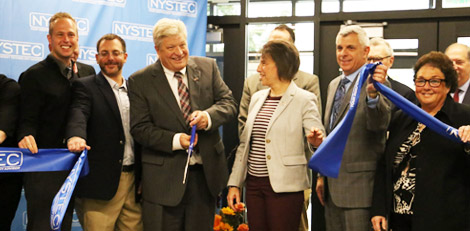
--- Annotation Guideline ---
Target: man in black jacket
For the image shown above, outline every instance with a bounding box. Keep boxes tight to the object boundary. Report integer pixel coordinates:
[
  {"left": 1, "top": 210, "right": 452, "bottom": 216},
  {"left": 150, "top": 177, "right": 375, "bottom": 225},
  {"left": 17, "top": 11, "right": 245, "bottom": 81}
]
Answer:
[
  {"left": 17, "top": 12, "right": 95, "bottom": 231},
  {"left": 0, "top": 74, "right": 21, "bottom": 231}
]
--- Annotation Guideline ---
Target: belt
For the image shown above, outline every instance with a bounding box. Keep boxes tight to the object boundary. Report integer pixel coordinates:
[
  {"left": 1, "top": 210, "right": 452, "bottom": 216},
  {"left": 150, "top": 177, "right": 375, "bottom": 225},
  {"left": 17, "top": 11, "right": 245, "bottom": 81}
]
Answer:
[
  {"left": 188, "top": 164, "right": 203, "bottom": 171},
  {"left": 122, "top": 164, "right": 134, "bottom": 172}
]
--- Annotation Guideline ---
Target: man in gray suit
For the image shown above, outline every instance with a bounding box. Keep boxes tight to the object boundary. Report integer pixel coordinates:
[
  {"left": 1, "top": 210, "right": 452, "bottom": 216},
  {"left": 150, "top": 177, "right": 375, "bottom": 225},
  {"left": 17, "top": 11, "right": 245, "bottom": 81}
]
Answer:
[
  {"left": 445, "top": 43, "right": 470, "bottom": 104},
  {"left": 238, "top": 25, "right": 321, "bottom": 136},
  {"left": 316, "top": 25, "right": 391, "bottom": 231},
  {"left": 129, "top": 18, "right": 237, "bottom": 231}
]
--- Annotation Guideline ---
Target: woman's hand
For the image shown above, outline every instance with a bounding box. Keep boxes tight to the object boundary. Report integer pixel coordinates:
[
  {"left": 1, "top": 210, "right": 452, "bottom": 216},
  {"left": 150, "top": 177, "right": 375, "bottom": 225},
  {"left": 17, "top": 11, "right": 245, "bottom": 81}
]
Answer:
[
  {"left": 227, "top": 186, "right": 241, "bottom": 211},
  {"left": 307, "top": 127, "right": 324, "bottom": 148},
  {"left": 458, "top": 125, "right": 470, "bottom": 143},
  {"left": 371, "top": 216, "right": 387, "bottom": 231}
]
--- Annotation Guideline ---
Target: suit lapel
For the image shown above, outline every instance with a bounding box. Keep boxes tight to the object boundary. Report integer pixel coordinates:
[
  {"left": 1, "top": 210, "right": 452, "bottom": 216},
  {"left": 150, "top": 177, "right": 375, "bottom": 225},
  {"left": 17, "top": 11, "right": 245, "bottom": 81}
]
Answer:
[
  {"left": 245, "top": 89, "right": 269, "bottom": 137},
  {"left": 151, "top": 61, "right": 188, "bottom": 128},
  {"left": 96, "top": 73, "right": 122, "bottom": 126},
  {"left": 324, "top": 77, "right": 340, "bottom": 132},
  {"left": 331, "top": 72, "right": 360, "bottom": 129},
  {"left": 186, "top": 59, "right": 201, "bottom": 111}
]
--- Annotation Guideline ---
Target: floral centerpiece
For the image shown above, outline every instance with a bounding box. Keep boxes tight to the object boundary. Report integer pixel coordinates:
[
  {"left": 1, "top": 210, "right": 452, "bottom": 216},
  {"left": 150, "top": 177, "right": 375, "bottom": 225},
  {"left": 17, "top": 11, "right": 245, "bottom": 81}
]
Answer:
[{"left": 214, "top": 203, "right": 249, "bottom": 231}]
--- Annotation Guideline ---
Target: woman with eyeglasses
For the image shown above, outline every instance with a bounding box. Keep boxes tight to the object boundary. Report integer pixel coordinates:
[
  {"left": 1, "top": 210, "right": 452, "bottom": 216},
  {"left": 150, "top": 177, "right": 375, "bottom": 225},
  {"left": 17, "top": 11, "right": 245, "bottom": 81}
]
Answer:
[{"left": 371, "top": 51, "right": 470, "bottom": 231}]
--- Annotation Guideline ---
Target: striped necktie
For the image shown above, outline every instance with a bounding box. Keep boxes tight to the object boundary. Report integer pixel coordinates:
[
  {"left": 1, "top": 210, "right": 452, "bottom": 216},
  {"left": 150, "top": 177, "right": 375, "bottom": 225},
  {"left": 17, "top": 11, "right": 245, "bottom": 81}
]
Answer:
[
  {"left": 330, "top": 77, "right": 350, "bottom": 130},
  {"left": 174, "top": 72, "right": 191, "bottom": 123}
]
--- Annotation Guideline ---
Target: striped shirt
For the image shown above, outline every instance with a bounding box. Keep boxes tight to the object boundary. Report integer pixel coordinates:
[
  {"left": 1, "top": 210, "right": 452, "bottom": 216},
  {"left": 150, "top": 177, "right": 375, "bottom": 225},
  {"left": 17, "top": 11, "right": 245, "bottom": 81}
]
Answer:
[{"left": 248, "top": 95, "right": 281, "bottom": 177}]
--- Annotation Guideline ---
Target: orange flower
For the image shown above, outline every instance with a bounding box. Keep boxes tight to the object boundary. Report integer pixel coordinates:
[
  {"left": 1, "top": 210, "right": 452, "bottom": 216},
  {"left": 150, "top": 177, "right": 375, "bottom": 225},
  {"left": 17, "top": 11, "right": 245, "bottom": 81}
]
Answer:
[
  {"left": 234, "top": 203, "right": 246, "bottom": 212},
  {"left": 237, "top": 224, "right": 249, "bottom": 231},
  {"left": 221, "top": 207, "right": 235, "bottom": 216},
  {"left": 219, "top": 222, "right": 234, "bottom": 231},
  {"left": 214, "top": 215, "right": 222, "bottom": 230}
]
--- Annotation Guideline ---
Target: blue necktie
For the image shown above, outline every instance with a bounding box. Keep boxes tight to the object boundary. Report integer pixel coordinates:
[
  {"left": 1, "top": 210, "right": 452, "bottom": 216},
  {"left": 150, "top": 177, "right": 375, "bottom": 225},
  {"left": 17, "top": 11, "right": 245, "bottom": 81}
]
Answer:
[{"left": 330, "top": 77, "right": 350, "bottom": 130}]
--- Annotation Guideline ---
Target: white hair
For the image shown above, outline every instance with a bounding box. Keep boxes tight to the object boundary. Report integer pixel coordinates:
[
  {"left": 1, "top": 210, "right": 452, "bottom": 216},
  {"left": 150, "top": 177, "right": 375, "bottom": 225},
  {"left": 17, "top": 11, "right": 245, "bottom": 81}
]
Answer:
[
  {"left": 370, "top": 37, "right": 393, "bottom": 56},
  {"left": 152, "top": 18, "right": 187, "bottom": 48},
  {"left": 336, "top": 25, "right": 369, "bottom": 48}
]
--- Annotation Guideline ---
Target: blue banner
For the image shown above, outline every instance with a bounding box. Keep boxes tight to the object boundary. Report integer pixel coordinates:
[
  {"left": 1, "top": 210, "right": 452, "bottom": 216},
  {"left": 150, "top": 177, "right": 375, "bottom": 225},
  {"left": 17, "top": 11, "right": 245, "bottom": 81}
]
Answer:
[
  {"left": 309, "top": 63, "right": 464, "bottom": 178},
  {"left": 308, "top": 64, "right": 377, "bottom": 178},
  {"left": 0, "top": 0, "right": 208, "bottom": 82},
  {"left": 51, "top": 150, "right": 88, "bottom": 231}
]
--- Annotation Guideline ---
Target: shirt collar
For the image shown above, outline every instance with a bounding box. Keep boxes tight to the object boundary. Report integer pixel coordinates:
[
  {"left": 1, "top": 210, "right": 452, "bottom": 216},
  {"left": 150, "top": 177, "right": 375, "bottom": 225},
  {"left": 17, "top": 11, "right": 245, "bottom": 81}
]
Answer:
[
  {"left": 48, "top": 54, "right": 70, "bottom": 78},
  {"left": 343, "top": 64, "right": 365, "bottom": 82},
  {"left": 459, "top": 78, "right": 470, "bottom": 93},
  {"left": 103, "top": 73, "right": 126, "bottom": 90},
  {"left": 162, "top": 64, "right": 187, "bottom": 78}
]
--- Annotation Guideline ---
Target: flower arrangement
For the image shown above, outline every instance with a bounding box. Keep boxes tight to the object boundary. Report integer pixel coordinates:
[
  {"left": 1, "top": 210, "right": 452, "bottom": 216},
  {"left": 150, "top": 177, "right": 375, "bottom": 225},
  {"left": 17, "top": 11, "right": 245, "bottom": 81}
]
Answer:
[{"left": 214, "top": 203, "right": 249, "bottom": 231}]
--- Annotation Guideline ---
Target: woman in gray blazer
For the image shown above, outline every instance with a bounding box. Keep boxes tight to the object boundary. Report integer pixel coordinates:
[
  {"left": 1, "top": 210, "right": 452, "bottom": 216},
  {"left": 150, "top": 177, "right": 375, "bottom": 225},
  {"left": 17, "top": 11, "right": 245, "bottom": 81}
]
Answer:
[{"left": 227, "top": 40, "right": 325, "bottom": 231}]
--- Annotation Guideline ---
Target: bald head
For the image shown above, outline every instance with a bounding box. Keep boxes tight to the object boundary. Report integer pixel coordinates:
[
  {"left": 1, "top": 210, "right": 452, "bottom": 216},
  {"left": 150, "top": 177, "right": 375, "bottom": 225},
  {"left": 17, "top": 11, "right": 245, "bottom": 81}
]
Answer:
[{"left": 445, "top": 43, "right": 470, "bottom": 87}]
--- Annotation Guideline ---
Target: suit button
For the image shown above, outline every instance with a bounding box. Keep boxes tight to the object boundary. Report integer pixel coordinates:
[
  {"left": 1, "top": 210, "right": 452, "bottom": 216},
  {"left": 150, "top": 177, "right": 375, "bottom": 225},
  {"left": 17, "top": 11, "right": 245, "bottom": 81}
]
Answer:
[
  {"left": 120, "top": 140, "right": 124, "bottom": 145},
  {"left": 119, "top": 159, "right": 122, "bottom": 163},
  {"left": 266, "top": 139, "right": 271, "bottom": 143},
  {"left": 267, "top": 155, "right": 271, "bottom": 160}
]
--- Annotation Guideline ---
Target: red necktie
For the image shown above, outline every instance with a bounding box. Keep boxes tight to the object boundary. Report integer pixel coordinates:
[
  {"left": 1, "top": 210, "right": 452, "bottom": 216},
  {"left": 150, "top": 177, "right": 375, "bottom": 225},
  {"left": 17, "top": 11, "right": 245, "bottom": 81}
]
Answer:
[
  {"left": 453, "top": 89, "right": 461, "bottom": 103},
  {"left": 174, "top": 72, "right": 191, "bottom": 123}
]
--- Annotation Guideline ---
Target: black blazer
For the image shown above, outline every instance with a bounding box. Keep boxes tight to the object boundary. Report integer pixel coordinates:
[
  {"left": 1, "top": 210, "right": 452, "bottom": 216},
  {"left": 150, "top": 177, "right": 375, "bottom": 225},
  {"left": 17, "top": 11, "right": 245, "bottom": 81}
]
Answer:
[
  {"left": 389, "top": 77, "right": 417, "bottom": 114},
  {"left": 66, "top": 73, "right": 141, "bottom": 200},
  {"left": 372, "top": 96, "right": 470, "bottom": 230},
  {"left": 0, "top": 74, "right": 20, "bottom": 147},
  {"left": 17, "top": 55, "right": 95, "bottom": 148}
]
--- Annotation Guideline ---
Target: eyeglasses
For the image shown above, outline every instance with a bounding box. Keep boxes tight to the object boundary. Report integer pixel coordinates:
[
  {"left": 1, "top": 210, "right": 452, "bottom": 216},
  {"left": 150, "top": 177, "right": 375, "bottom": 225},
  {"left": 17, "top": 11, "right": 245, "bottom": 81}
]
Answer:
[
  {"left": 414, "top": 79, "right": 446, "bottom": 87},
  {"left": 99, "top": 51, "right": 124, "bottom": 57},
  {"left": 367, "top": 55, "right": 391, "bottom": 62}
]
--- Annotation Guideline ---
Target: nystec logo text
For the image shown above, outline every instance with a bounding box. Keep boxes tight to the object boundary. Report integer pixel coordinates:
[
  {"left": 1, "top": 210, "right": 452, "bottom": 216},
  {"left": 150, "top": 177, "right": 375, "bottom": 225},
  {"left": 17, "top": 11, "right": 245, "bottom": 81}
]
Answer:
[
  {"left": 72, "top": 0, "right": 126, "bottom": 7},
  {"left": 78, "top": 46, "right": 98, "bottom": 65},
  {"left": 0, "top": 39, "right": 44, "bottom": 61},
  {"left": 148, "top": 0, "right": 198, "bottom": 17},
  {"left": 0, "top": 151, "right": 23, "bottom": 171},
  {"left": 29, "top": 12, "right": 90, "bottom": 35},
  {"left": 113, "top": 21, "right": 153, "bottom": 42},
  {"left": 147, "top": 54, "right": 158, "bottom": 65}
]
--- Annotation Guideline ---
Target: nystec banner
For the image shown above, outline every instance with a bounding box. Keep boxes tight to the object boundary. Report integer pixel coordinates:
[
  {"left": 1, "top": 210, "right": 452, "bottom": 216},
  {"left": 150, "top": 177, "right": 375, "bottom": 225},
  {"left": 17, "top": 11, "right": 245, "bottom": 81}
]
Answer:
[
  {"left": 0, "top": 1, "right": 207, "bottom": 230},
  {"left": 0, "top": 0, "right": 207, "bottom": 82}
]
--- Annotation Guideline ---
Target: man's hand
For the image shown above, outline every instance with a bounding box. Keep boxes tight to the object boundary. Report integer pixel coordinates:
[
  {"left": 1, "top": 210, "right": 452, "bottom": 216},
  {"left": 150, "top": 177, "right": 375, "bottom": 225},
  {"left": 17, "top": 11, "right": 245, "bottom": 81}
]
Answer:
[
  {"left": 189, "top": 110, "right": 208, "bottom": 130},
  {"left": 307, "top": 127, "right": 324, "bottom": 148},
  {"left": 67, "top": 136, "right": 91, "bottom": 152},
  {"left": 179, "top": 133, "right": 198, "bottom": 149},
  {"left": 367, "top": 64, "right": 388, "bottom": 99},
  {"left": 316, "top": 177, "right": 325, "bottom": 206},
  {"left": 18, "top": 135, "right": 38, "bottom": 154}
]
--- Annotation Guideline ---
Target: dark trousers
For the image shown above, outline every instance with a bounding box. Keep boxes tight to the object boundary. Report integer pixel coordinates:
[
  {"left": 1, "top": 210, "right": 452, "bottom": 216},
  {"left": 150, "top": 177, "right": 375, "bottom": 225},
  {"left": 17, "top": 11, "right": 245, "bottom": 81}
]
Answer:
[
  {"left": 0, "top": 173, "right": 22, "bottom": 231},
  {"left": 142, "top": 166, "right": 215, "bottom": 231},
  {"left": 245, "top": 175, "right": 303, "bottom": 231},
  {"left": 24, "top": 171, "right": 74, "bottom": 231}
]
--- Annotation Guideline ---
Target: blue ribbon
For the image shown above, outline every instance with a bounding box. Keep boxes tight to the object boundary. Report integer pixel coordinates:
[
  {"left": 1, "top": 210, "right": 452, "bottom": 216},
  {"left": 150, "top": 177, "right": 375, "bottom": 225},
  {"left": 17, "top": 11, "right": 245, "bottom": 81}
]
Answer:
[
  {"left": 188, "top": 125, "right": 197, "bottom": 157},
  {"left": 50, "top": 149, "right": 88, "bottom": 231},
  {"left": 309, "top": 63, "right": 463, "bottom": 178},
  {"left": 308, "top": 64, "right": 377, "bottom": 178}
]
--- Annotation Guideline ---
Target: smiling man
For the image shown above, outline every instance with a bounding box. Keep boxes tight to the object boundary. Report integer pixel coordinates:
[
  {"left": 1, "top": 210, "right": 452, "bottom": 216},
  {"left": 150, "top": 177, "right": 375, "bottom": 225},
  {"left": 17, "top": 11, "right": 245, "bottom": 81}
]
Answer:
[
  {"left": 445, "top": 43, "right": 470, "bottom": 104},
  {"left": 17, "top": 12, "right": 95, "bottom": 231},
  {"left": 316, "top": 25, "right": 391, "bottom": 231},
  {"left": 128, "top": 18, "right": 237, "bottom": 231}
]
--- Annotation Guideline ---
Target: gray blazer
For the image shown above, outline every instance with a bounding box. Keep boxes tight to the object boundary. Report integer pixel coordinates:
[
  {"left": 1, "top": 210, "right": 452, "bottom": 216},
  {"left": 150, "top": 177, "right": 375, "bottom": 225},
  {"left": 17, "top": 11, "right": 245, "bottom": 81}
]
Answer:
[
  {"left": 238, "top": 70, "right": 321, "bottom": 136},
  {"left": 129, "top": 57, "right": 237, "bottom": 206},
  {"left": 462, "top": 88, "right": 470, "bottom": 105},
  {"left": 228, "top": 82, "right": 324, "bottom": 193},
  {"left": 324, "top": 74, "right": 391, "bottom": 208}
]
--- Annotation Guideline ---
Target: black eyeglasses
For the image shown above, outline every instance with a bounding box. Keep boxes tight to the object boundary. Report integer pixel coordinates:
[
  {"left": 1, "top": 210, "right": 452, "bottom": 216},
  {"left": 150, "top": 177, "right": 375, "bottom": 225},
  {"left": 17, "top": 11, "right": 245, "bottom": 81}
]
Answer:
[
  {"left": 99, "top": 51, "right": 124, "bottom": 57},
  {"left": 414, "top": 79, "right": 446, "bottom": 87},
  {"left": 367, "top": 55, "right": 391, "bottom": 62}
]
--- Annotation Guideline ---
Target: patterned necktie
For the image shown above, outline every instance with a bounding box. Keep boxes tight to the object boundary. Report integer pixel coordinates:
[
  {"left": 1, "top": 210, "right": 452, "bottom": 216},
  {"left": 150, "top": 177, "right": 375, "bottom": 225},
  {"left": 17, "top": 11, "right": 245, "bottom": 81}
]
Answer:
[
  {"left": 330, "top": 77, "right": 350, "bottom": 130},
  {"left": 453, "top": 89, "right": 461, "bottom": 103},
  {"left": 174, "top": 72, "right": 191, "bottom": 123}
]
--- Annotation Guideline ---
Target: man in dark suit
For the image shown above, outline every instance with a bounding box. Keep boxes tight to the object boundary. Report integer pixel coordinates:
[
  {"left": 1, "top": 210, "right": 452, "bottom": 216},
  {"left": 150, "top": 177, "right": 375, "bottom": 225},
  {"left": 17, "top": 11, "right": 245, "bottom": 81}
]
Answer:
[
  {"left": 315, "top": 25, "right": 391, "bottom": 231},
  {"left": 445, "top": 43, "right": 470, "bottom": 104},
  {"left": 17, "top": 12, "right": 95, "bottom": 231},
  {"left": 129, "top": 18, "right": 237, "bottom": 231},
  {"left": 0, "top": 74, "right": 21, "bottom": 231},
  {"left": 66, "top": 34, "right": 142, "bottom": 231},
  {"left": 369, "top": 37, "right": 417, "bottom": 113}
]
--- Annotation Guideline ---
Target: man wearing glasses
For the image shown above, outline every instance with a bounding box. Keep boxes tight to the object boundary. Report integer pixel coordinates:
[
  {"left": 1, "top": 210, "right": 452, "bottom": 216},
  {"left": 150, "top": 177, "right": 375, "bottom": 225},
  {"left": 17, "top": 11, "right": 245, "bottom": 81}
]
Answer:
[
  {"left": 369, "top": 37, "right": 417, "bottom": 113},
  {"left": 66, "top": 34, "right": 142, "bottom": 231}
]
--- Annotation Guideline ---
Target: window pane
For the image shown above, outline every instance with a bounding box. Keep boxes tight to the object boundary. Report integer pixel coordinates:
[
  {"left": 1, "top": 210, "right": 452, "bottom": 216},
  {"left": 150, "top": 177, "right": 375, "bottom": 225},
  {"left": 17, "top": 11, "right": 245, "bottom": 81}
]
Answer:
[
  {"left": 247, "top": 23, "right": 314, "bottom": 77},
  {"left": 208, "top": 1, "right": 241, "bottom": 16},
  {"left": 457, "top": 37, "right": 470, "bottom": 46},
  {"left": 322, "top": 0, "right": 340, "bottom": 13},
  {"left": 248, "top": 1, "right": 292, "bottom": 18},
  {"left": 295, "top": 1, "right": 315, "bottom": 16},
  {"left": 386, "top": 39, "right": 419, "bottom": 90},
  {"left": 443, "top": 0, "right": 470, "bottom": 8},
  {"left": 343, "top": 0, "right": 434, "bottom": 12}
]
